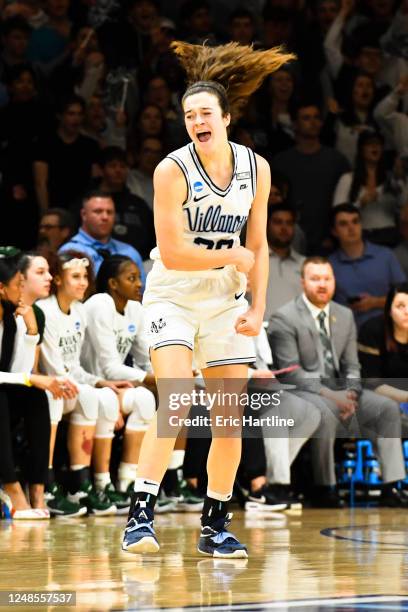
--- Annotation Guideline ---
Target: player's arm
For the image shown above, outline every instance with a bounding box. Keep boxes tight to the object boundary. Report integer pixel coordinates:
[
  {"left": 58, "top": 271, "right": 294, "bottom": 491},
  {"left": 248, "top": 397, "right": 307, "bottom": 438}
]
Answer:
[
  {"left": 244, "top": 155, "right": 270, "bottom": 319},
  {"left": 154, "top": 158, "right": 253, "bottom": 271},
  {"left": 234, "top": 155, "right": 269, "bottom": 337}
]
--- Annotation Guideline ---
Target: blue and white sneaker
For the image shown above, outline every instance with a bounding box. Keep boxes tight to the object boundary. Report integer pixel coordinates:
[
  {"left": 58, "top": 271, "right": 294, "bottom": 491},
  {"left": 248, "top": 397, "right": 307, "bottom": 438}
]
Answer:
[
  {"left": 122, "top": 505, "right": 160, "bottom": 554},
  {"left": 197, "top": 513, "right": 248, "bottom": 558}
]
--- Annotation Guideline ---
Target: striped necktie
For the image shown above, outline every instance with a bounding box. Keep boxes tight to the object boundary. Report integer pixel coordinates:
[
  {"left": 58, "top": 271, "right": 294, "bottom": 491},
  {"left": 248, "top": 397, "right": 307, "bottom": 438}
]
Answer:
[{"left": 317, "top": 310, "right": 336, "bottom": 379}]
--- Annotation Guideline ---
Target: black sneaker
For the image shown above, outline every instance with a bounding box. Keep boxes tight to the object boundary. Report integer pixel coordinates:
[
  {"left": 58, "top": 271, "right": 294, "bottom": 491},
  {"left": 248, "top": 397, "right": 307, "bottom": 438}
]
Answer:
[
  {"left": 198, "top": 514, "right": 247, "bottom": 558},
  {"left": 167, "top": 481, "right": 204, "bottom": 512},
  {"left": 103, "top": 483, "right": 130, "bottom": 515},
  {"left": 122, "top": 505, "right": 160, "bottom": 554},
  {"left": 245, "top": 484, "right": 287, "bottom": 512},
  {"left": 310, "top": 486, "right": 346, "bottom": 508},
  {"left": 45, "top": 483, "right": 87, "bottom": 518},
  {"left": 67, "top": 480, "right": 117, "bottom": 515},
  {"left": 266, "top": 484, "right": 303, "bottom": 510},
  {"left": 378, "top": 487, "right": 408, "bottom": 508}
]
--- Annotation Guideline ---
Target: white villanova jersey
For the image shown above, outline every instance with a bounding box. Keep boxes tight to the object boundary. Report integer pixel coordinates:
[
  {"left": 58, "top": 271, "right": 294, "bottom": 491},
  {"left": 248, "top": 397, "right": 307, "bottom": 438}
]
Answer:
[{"left": 151, "top": 141, "right": 257, "bottom": 262}]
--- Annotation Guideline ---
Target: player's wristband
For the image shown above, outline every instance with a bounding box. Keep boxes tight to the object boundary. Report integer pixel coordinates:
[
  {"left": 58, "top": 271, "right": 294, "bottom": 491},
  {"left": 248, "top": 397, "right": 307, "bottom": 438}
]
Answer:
[{"left": 23, "top": 375, "right": 32, "bottom": 387}]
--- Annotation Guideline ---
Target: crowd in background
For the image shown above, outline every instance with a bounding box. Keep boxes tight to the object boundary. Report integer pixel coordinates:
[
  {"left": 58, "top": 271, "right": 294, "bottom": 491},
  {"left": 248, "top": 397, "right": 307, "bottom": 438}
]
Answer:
[{"left": 2, "top": 0, "right": 408, "bottom": 517}]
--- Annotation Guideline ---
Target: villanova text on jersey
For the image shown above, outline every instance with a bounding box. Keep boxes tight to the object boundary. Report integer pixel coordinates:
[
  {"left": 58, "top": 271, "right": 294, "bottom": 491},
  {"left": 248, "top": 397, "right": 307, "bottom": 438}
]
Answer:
[{"left": 185, "top": 204, "right": 248, "bottom": 235}]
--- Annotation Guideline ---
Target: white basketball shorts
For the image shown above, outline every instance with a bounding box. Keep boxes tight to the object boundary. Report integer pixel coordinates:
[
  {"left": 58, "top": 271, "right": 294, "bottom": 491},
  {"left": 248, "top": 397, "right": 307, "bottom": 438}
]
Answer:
[{"left": 143, "top": 262, "right": 256, "bottom": 369}]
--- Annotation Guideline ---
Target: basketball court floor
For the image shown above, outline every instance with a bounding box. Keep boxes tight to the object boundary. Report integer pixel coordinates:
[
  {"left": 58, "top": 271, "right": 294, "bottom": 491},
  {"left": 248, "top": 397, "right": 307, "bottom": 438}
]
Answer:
[{"left": 1, "top": 508, "right": 408, "bottom": 611}]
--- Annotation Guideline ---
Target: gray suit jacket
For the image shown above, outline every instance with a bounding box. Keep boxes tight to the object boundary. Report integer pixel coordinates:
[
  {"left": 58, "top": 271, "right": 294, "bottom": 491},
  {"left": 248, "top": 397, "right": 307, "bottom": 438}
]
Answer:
[{"left": 268, "top": 295, "right": 361, "bottom": 394}]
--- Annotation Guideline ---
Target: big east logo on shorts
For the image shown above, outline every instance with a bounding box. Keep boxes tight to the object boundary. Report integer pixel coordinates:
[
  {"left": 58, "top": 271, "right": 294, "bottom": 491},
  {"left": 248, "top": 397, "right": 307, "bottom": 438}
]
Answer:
[{"left": 150, "top": 318, "right": 166, "bottom": 333}]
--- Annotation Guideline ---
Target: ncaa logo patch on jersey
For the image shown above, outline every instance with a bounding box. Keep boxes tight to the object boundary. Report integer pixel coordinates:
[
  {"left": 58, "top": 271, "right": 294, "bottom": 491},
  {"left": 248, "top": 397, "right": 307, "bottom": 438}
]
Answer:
[
  {"left": 193, "top": 181, "right": 204, "bottom": 192},
  {"left": 128, "top": 324, "right": 136, "bottom": 333},
  {"left": 75, "top": 321, "right": 81, "bottom": 330}
]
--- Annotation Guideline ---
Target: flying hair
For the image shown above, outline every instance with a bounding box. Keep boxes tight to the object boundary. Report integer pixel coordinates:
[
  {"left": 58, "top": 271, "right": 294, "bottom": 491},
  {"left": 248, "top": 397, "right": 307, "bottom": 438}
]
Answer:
[{"left": 171, "top": 41, "right": 296, "bottom": 121}]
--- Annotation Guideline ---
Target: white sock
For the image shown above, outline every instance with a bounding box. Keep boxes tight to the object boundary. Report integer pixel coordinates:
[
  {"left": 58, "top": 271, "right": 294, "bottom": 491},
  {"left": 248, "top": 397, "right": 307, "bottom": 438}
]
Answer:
[
  {"left": 118, "top": 462, "right": 137, "bottom": 492},
  {"left": 94, "top": 472, "right": 111, "bottom": 491},
  {"left": 70, "top": 464, "right": 86, "bottom": 471},
  {"left": 134, "top": 476, "right": 160, "bottom": 497},
  {"left": 207, "top": 488, "right": 232, "bottom": 502},
  {"left": 168, "top": 450, "right": 185, "bottom": 470}
]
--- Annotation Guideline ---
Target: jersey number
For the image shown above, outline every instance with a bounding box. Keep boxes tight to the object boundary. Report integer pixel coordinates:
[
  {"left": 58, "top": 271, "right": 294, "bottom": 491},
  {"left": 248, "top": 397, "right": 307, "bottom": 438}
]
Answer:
[{"left": 194, "top": 237, "right": 234, "bottom": 250}]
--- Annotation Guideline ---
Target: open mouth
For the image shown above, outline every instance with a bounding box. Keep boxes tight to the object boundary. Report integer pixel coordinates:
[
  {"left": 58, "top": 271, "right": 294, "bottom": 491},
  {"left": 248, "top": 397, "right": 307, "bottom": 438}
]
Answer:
[{"left": 197, "top": 131, "right": 211, "bottom": 143}]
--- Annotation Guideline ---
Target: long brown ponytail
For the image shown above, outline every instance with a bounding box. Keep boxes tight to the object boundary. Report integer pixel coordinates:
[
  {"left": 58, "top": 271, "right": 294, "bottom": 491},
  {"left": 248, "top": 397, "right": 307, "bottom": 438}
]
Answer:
[{"left": 171, "top": 41, "right": 296, "bottom": 120}]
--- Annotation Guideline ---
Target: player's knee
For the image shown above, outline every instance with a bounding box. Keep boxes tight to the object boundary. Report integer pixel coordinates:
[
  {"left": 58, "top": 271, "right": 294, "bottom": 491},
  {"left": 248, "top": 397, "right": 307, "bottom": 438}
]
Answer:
[
  {"left": 70, "top": 387, "right": 99, "bottom": 426},
  {"left": 94, "top": 388, "right": 120, "bottom": 439},
  {"left": 123, "top": 387, "right": 156, "bottom": 432}
]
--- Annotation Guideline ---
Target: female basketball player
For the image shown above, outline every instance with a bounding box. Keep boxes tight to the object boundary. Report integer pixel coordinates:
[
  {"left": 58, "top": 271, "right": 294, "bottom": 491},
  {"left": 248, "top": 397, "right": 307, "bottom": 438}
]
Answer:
[
  {"left": 82, "top": 256, "right": 156, "bottom": 496},
  {"left": 122, "top": 42, "right": 295, "bottom": 558},
  {"left": 19, "top": 253, "right": 51, "bottom": 341},
  {"left": 38, "top": 251, "right": 131, "bottom": 515},
  {"left": 19, "top": 252, "right": 89, "bottom": 517}
]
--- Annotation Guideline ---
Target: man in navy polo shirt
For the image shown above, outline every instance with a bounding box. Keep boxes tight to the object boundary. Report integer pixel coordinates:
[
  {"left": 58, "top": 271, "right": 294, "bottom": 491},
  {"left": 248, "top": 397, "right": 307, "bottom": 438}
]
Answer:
[
  {"left": 329, "top": 204, "right": 405, "bottom": 328},
  {"left": 59, "top": 189, "right": 146, "bottom": 287}
]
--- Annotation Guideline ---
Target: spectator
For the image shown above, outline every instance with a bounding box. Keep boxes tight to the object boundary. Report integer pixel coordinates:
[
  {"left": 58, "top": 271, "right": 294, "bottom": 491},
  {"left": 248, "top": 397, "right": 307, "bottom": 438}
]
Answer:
[
  {"left": 394, "top": 203, "right": 408, "bottom": 277},
  {"left": 323, "top": 73, "right": 378, "bottom": 165},
  {"left": 141, "top": 17, "right": 182, "bottom": 88},
  {"left": 131, "top": 103, "right": 166, "bottom": 142},
  {"left": 48, "top": 26, "right": 103, "bottom": 101},
  {"left": 98, "top": 0, "right": 158, "bottom": 69},
  {"left": 300, "top": 0, "right": 340, "bottom": 82},
  {"left": 127, "top": 136, "right": 164, "bottom": 210},
  {"left": 37, "top": 207, "right": 73, "bottom": 251},
  {"left": 329, "top": 203, "right": 405, "bottom": 327},
  {"left": 374, "top": 75, "right": 408, "bottom": 157},
  {"left": 265, "top": 203, "right": 304, "bottom": 320},
  {"left": 33, "top": 94, "right": 101, "bottom": 213},
  {"left": 227, "top": 8, "right": 259, "bottom": 46},
  {"left": 144, "top": 75, "right": 186, "bottom": 149},
  {"left": 0, "top": 16, "right": 33, "bottom": 84},
  {"left": 27, "top": 0, "right": 72, "bottom": 66},
  {"left": 263, "top": 67, "right": 297, "bottom": 157},
  {"left": 272, "top": 102, "right": 349, "bottom": 253},
  {"left": 262, "top": 6, "right": 299, "bottom": 54},
  {"left": 333, "top": 130, "right": 403, "bottom": 246},
  {"left": 240, "top": 331, "right": 320, "bottom": 511},
  {"left": 180, "top": 0, "right": 218, "bottom": 45},
  {"left": 231, "top": 123, "right": 256, "bottom": 150},
  {"left": 267, "top": 171, "right": 306, "bottom": 253},
  {"left": 81, "top": 93, "right": 126, "bottom": 150},
  {"left": 358, "top": 283, "right": 408, "bottom": 431},
  {"left": 2, "top": 1, "right": 48, "bottom": 28},
  {"left": 0, "top": 64, "right": 51, "bottom": 249},
  {"left": 269, "top": 256, "right": 407, "bottom": 507},
  {"left": 59, "top": 189, "right": 146, "bottom": 283},
  {"left": 97, "top": 147, "right": 155, "bottom": 260},
  {"left": 324, "top": 5, "right": 403, "bottom": 108}
]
